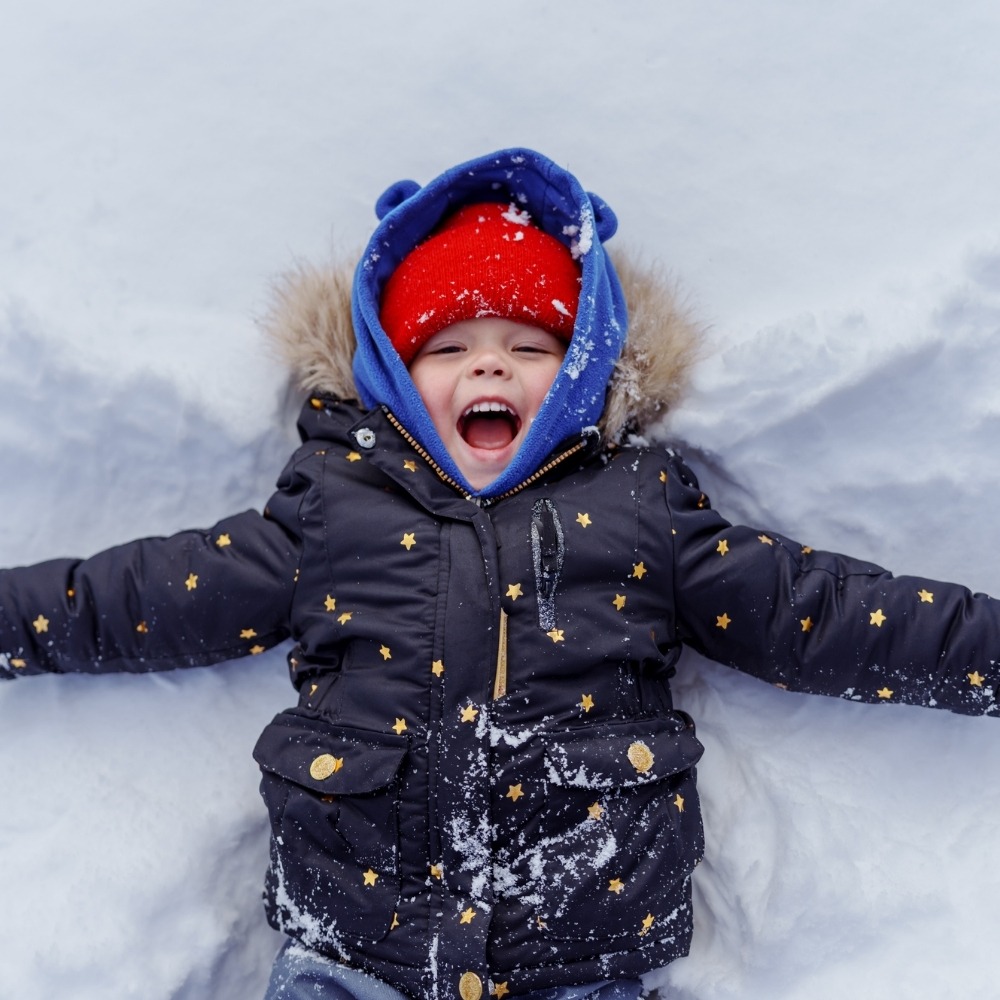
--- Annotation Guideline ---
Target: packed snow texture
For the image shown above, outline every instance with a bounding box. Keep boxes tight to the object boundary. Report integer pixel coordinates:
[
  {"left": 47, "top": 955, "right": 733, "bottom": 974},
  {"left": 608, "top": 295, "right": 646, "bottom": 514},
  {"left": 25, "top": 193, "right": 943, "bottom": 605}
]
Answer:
[{"left": 3, "top": 2, "right": 1000, "bottom": 998}]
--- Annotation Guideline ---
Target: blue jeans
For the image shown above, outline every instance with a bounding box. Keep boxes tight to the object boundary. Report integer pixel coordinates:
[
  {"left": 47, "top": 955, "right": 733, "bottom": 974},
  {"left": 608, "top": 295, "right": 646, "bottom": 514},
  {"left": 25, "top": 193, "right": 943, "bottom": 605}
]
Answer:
[{"left": 264, "top": 940, "right": 645, "bottom": 999}]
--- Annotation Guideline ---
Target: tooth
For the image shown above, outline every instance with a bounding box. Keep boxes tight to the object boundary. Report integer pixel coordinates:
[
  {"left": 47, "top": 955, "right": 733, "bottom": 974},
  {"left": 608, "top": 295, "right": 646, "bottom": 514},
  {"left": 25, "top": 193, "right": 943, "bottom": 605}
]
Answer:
[{"left": 464, "top": 402, "right": 514, "bottom": 416}]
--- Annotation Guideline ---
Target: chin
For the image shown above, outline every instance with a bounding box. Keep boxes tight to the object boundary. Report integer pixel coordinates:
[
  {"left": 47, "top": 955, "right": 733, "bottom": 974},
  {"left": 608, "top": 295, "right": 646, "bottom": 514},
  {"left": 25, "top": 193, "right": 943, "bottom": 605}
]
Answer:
[{"left": 460, "top": 443, "right": 520, "bottom": 491}]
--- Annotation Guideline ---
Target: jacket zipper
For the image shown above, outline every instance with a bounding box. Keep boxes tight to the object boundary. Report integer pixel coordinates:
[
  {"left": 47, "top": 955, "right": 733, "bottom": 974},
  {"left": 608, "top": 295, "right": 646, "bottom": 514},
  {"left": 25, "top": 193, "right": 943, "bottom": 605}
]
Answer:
[
  {"left": 382, "top": 409, "right": 473, "bottom": 498},
  {"left": 382, "top": 408, "right": 588, "bottom": 701}
]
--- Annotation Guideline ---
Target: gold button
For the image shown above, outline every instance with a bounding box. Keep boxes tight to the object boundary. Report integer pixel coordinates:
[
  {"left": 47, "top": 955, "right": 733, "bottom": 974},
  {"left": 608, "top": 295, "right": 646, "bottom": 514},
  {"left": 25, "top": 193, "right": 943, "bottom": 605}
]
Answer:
[
  {"left": 627, "top": 741, "right": 654, "bottom": 773},
  {"left": 309, "top": 753, "right": 342, "bottom": 780},
  {"left": 458, "top": 971, "right": 483, "bottom": 1000}
]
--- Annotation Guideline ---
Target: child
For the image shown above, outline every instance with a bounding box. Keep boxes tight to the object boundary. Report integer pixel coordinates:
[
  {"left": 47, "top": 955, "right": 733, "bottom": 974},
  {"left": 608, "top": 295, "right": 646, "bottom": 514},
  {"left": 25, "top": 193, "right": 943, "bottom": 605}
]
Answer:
[{"left": 1, "top": 148, "right": 998, "bottom": 1000}]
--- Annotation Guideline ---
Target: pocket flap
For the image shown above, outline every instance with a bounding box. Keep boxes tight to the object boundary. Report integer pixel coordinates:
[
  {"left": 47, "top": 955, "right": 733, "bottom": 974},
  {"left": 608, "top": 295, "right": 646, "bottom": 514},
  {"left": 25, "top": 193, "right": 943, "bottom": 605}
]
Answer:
[
  {"left": 543, "top": 716, "right": 704, "bottom": 790},
  {"left": 253, "top": 710, "right": 407, "bottom": 795}
]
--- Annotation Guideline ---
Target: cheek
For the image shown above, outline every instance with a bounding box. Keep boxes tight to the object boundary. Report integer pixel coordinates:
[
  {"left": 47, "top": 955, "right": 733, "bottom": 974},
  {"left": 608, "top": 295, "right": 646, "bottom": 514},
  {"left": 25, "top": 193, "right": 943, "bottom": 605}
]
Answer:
[
  {"left": 528, "top": 366, "right": 562, "bottom": 410},
  {"left": 426, "top": 402, "right": 454, "bottom": 436},
  {"left": 415, "top": 378, "right": 456, "bottom": 436}
]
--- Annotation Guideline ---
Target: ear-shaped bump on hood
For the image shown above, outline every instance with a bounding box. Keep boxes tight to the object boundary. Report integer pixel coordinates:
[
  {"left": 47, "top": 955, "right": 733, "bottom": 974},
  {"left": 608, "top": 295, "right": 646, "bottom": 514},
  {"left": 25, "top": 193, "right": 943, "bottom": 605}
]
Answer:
[{"left": 263, "top": 150, "right": 703, "bottom": 478}]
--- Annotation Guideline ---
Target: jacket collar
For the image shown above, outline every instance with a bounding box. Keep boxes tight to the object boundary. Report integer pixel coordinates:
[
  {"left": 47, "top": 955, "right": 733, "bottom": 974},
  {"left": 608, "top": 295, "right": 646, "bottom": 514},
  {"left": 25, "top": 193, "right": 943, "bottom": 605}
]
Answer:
[{"left": 301, "top": 398, "right": 601, "bottom": 515}]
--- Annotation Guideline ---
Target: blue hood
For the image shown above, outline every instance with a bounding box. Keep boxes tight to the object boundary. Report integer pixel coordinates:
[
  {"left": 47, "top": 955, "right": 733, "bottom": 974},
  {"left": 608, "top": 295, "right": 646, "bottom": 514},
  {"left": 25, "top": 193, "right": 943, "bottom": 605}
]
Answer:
[{"left": 352, "top": 147, "right": 629, "bottom": 497}]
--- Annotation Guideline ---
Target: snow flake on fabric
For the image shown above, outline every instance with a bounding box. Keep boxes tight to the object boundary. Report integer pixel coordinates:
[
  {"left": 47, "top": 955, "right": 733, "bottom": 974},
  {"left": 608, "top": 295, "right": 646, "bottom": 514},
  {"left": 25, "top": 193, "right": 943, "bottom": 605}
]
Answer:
[{"left": 501, "top": 203, "right": 532, "bottom": 226}]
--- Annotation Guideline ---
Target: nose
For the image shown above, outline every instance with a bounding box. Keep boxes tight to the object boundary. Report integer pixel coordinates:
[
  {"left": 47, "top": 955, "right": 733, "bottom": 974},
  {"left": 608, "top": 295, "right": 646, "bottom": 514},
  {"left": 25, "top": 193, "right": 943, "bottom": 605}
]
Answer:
[{"left": 468, "top": 348, "right": 509, "bottom": 378}]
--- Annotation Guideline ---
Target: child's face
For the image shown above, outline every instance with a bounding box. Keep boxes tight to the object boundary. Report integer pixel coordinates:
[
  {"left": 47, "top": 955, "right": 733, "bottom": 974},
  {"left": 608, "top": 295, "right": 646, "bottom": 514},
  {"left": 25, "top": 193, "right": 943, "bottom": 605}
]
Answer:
[{"left": 408, "top": 317, "right": 567, "bottom": 490}]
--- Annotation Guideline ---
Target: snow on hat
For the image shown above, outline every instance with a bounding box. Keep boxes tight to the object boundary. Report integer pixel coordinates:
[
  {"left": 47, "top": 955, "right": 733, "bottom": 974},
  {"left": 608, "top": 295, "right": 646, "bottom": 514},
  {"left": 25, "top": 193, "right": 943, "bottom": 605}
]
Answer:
[
  {"left": 352, "top": 147, "right": 629, "bottom": 498},
  {"left": 379, "top": 201, "right": 581, "bottom": 364}
]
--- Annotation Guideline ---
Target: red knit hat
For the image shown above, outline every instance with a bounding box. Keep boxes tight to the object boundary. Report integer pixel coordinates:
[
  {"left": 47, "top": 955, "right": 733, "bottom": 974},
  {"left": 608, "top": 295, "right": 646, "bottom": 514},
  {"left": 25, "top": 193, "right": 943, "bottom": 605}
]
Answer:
[{"left": 379, "top": 201, "right": 581, "bottom": 363}]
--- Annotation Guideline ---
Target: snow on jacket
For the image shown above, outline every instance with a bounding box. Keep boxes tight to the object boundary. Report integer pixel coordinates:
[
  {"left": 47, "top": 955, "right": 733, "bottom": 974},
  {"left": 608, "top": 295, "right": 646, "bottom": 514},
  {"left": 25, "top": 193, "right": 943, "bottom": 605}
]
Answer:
[{"left": 3, "top": 256, "right": 1000, "bottom": 1000}]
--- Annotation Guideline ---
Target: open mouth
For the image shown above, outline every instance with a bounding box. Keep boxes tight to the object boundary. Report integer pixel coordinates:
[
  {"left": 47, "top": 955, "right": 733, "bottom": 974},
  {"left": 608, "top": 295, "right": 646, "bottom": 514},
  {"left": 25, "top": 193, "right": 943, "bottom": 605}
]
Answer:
[{"left": 458, "top": 401, "right": 522, "bottom": 450}]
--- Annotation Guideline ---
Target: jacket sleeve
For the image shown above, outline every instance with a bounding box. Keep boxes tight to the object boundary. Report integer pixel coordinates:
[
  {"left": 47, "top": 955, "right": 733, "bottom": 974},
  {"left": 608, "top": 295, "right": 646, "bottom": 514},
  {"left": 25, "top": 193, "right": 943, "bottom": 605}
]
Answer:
[
  {"left": 664, "top": 453, "right": 1000, "bottom": 717},
  {"left": 0, "top": 446, "right": 314, "bottom": 679}
]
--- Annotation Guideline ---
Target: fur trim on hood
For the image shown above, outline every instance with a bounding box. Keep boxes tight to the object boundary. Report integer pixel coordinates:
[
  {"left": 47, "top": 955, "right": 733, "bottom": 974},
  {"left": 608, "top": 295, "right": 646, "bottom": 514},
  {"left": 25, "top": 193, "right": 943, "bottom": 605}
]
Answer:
[{"left": 262, "top": 248, "right": 703, "bottom": 444}]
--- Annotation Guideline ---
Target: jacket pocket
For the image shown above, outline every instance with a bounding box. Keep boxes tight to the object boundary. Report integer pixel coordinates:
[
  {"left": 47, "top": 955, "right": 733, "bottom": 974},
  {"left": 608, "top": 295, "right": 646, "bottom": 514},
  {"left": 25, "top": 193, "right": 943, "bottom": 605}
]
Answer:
[
  {"left": 253, "top": 709, "right": 407, "bottom": 943},
  {"left": 526, "top": 715, "right": 705, "bottom": 944}
]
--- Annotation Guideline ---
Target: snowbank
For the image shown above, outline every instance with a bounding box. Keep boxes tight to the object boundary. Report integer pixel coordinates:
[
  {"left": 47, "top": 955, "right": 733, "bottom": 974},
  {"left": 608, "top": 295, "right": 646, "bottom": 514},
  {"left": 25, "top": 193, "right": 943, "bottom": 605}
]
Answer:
[{"left": 2, "top": 2, "right": 999, "bottom": 997}]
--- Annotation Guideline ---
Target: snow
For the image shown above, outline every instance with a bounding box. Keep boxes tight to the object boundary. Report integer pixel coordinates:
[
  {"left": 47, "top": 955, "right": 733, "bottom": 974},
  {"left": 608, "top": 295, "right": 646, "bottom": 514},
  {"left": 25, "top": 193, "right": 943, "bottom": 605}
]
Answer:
[{"left": 2, "top": 2, "right": 1000, "bottom": 998}]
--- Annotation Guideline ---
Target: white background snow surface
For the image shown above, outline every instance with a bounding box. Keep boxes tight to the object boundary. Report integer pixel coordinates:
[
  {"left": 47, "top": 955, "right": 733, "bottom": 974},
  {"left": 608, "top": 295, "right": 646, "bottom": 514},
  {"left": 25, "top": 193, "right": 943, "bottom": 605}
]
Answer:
[{"left": 2, "top": 3, "right": 1000, "bottom": 998}]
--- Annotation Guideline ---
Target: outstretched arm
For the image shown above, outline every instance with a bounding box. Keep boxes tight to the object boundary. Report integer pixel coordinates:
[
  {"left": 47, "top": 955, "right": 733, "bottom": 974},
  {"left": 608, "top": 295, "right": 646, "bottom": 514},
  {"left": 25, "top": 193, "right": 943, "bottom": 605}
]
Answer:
[
  {"left": 0, "top": 447, "right": 312, "bottom": 678},
  {"left": 666, "top": 453, "right": 1000, "bottom": 717}
]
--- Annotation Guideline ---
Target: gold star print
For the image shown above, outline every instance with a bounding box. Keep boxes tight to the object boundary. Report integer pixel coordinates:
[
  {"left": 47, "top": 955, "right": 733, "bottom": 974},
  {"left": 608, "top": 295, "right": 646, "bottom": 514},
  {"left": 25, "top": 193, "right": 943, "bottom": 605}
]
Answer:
[
  {"left": 324, "top": 595, "right": 337, "bottom": 612},
  {"left": 608, "top": 878, "right": 625, "bottom": 894},
  {"left": 640, "top": 913, "right": 655, "bottom": 936},
  {"left": 612, "top": 594, "right": 626, "bottom": 611},
  {"left": 136, "top": 621, "right": 149, "bottom": 634},
  {"left": 802, "top": 545, "right": 813, "bottom": 555},
  {"left": 32, "top": 615, "right": 49, "bottom": 634},
  {"left": 716, "top": 613, "right": 731, "bottom": 630},
  {"left": 800, "top": 617, "right": 814, "bottom": 633},
  {"left": 216, "top": 533, "right": 231, "bottom": 548},
  {"left": 576, "top": 512, "right": 592, "bottom": 527},
  {"left": 430, "top": 864, "right": 443, "bottom": 879},
  {"left": 674, "top": 793, "right": 685, "bottom": 812},
  {"left": 492, "top": 983, "right": 510, "bottom": 999},
  {"left": 632, "top": 562, "right": 647, "bottom": 580},
  {"left": 363, "top": 869, "right": 379, "bottom": 887},
  {"left": 870, "top": 609, "right": 887, "bottom": 627},
  {"left": 506, "top": 583, "right": 523, "bottom": 600},
  {"left": 401, "top": 533, "right": 416, "bottom": 550},
  {"left": 403, "top": 459, "right": 417, "bottom": 472},
  {"left": 310, "top": 397, "right": 323, "bottom": 409},
  {"left": 968, "top": 671, "right": 985, "bottom": 687},
  {"left": 758, "top": 534, "right": 774, "bottom": 546},
  {"left": 918, "top": 589, "right": 934, "bottom": 603},
  {"left": 587, "top": 802, "right": 604, "bottom": 820},
  {"left": 392, "top": 718, "right": 407, "bottom": 735},
  {"left": 659, "top": 470, "right": 667, "bottom": 483},
  {"left": 580, "top": 694, "right": 595, "bottom": 713},
  {"left": 460, "top": 705, "right": 479, "bottom": 723},
  {"left": 390, "top": 913, "right": 400, "bottom": 930},
  {"left": 11, "top": 659, "right": 26, "bottom": 669},
  {"left": 717, "top": 539, "right": 729, "bottom": 556},
  {"left": 547, "top": 629, "right": 565, "bottom": 643},
  {"left": 338, "top": 612, "right": 353, "bottom": 624},
  {"left": 380, "top": 645, "right": 392, "bottom": 660},
  {"left": 432, "top": 660, "right": 445, "bottom": 677},
  {"left": 346, "top": 451, "right": 362, "bottom": 462},
  {"left": 877, "top": 687, "right": 893, "bottom": 699},
  {"left": 460, "top": 907, "right": 476, "bottom": 925},
  {"left": 506, "top": 784, "right": 524, "bottom": 802},
  {"left": 240, "top": 628, "right": 257, "bottom": 639},
  {"left": 308, "top": 683, "right": 318, "bottom": 697},
  {"left": 185, "top": 573, "right": 198, "bottom": 591},
  {"left": 250, "top": 645, "right": 265, "bottom": 655}
]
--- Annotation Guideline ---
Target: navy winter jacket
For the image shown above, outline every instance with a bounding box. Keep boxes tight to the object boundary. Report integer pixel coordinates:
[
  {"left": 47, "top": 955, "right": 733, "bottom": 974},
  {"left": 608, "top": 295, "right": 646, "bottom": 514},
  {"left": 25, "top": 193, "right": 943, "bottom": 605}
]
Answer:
[{"left": 2, "top": 394, "right": 998, "bottom": 999}]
